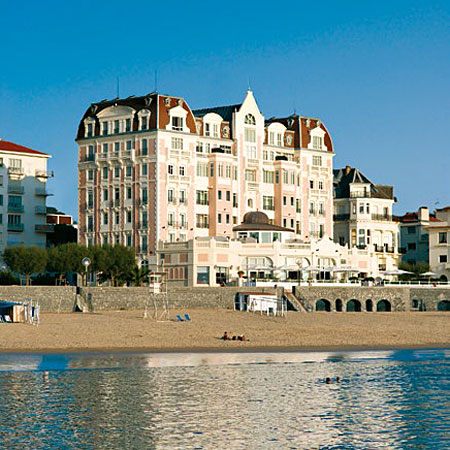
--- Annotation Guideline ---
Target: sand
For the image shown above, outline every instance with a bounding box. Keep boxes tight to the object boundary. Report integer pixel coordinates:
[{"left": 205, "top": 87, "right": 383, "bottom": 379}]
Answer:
[{"left": 0, "top": 309, "right": 449, "bottom": 353}]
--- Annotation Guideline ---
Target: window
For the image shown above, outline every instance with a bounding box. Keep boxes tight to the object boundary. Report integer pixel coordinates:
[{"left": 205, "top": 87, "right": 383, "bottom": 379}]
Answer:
[
  {"left": 142, "top": 139, "right": 148, "bottom": 155},
  {"left": 290, "top": 172, "right": 295, "bottom": 185},
  {"left": 245, "top": 170, "right": 256, "bottom": 182},
  {"left": 408, "top": 243, "right": 416, "bottom": 250},
  {"left": 127, "top": 187, "right": 132, "bottom": 199},
  {"left": 290, "top": 219, "right": 294, "bottom": 229},
  {"left": 141, "top": 116, "right": 148, "bottom": 130},
  {"left": 218, "top": 190, "right": 222, "bottom": 200},
  {"left": 318, "top": 181, "right": 323, "bottom": 190},
  {"left": 114, "top": 167, "right": 120, "bottom": 178},
  {"left": 233, "top": 193, "right": 238, "bottom": 208},
  {"left": 263, "top": 150, "right": 268, "bottom": 160},
  {"left": 196, "top": 142, "right": 203, "bottom": 153},
  {"left": 126, "top": 166, "right": 132, "bottom": 177},
  {"left": 309, "top": 180, "right": 314, "bottom": 189},
  {"left": 114, "top": 187, "right": 120, "bottom": 201},
  {"left": 168, "top": 165, "right": 174, "bottom": 175},
  {"left": 125, "top": 118, "right": 131, "bottom": 132},
  {"left": 180, "top": 213, "right": 186, "bottom": 227},
  {"left": 87, "top": 216, "right": 93, "bottom": 232},
  {"left": 296, "top": 199, "right": 301, "bottom": 213},
  {"left": 439, "top": 232, "right": 447, "bottom": 243},
  {"left": 196, "top": 163, "right": 208, "bottom": 177},
  {"left": 87, "top": 191, "right": 93, "bottom": 208},
  {"left": 319, "top": 203, "right": 324, "bottom": 215},
  {"left": 309, "top": 202, "right": 315, "bottom": 214},
  {"left": 114, "top": 142, "right": 120, "bottom": 152},
  {"left": 226, "top": 191, "right": 231, "bottom": 202},
  {"left": 167, "top": 213, "right": 174, "bottom": 226},
  {"left": 263, "top": 170, "right": 274, "bottom": 183},
  {"left": 244, "top": 114, "right": 256, "bottom": 125},
  {"left": 210, "top": 163, "right": 214, "bottom": 177},
  {"left": 127, "top": 234, "right": 132, "bottom": 246},
  {"left": 196, "top": 190, "right": 208, "bottom": 205},
  {"left": 283, "top": 218, "right": 287, "bottom": 228},
  {"left": 312, "top": 156, "right": 322, "bottom": 166},
  {"left": 88, "top": 170, "right": 94, "bottom": 181},
  {"left": 172, "top": 116, "right": 183, "bottom": 131},
  {"left": 179, "top": 166, "right": 185, "bottom": 176},
  {"left": 290, "top": 197, "right": 294, "bottom": 206},
  {"left": 114, "top": 120, "right": 119, "bottom": 134},
  {"left": 103, "top": 143, "right": 108, "bottom": 153},
  {"left": 439, "top": 255, "right": 447, "bottom": 263},
  {"left": 263, "top": 196, "right": 274, "bottom": 211},
  {"left": 218, "top": 164, "right": 223, "bottom": 177},
  {"left": 142, "top": 164, "right": 148, "bottom": 176},
  {"left": 213, "top": 124, "right": 219, "bottom": 137},
  {"left": 244, "top": 128, "right": 256, "bottom": 142},
  {"left": 275, "top": 171, "right": 279, "bottom": 184},
  {"left": 359, "top": 203, "right": 364, "bottom": 213},
  {"left": 103, "top": 167, "right": 108, "bottom": 179},
  {"left": 269, "top": 132, "right": 274, "bottom": 145},
  {"left": 142, "top": 188, "right": 148, "bottom": 204},
  {"left": 103, "top": 189, "right": 108, "bottom": 201},
  {"left": 226, "top": 165, "right": 231, "bottom": 178},
  {"left": 283, "top": 171, "right": 288, "bottom": 184},
  {"left": 168, "top": 189, "right": 174, "bottom": 203},
  {"left": 179, "top": 190, "right": 186, "bottom": 204},
  {"left": 225, "top": 214, "right": 230, "bottom": 224},
  {"left": 102, "top": 122, "right": 108, "bottom": 135},
  {"left": 196, "top": 214, "right": 209, "bottom": 228},
  {"left": 103, "top": 212, "right": 108, "bottom": 225},
  {"left": 204, "top": 123, "right": 210, "bottom": 136},
  {"left": 319, "top": 224, "right": 324, "bottom": 238},
  {"left": 283, "top": 196, "right": 287, "bottom": 206},
  {"left": 87, "top": 123, "right": 93, "bottom": 137},
  {"left": 171, "top": 137, "right": 183, "bottom": 149},
  {"left": 366, "top": 203, "right": 370, "bottom": 214},
  {"left": 246, "top": 145, "right": 257, "bottom": 158},
  {"left": 313, "top": 136, "right": 323, "bottom": 149},
  {"left": 127, "top": 211, "right": 132, "bottom": 223},
  {"left": 277, "top": 133, "right": 282, "bottom": 147},
  {"left": 218, "top": 213, "right": 222, "bottom": 224},
  {"left": 407, "top": 226, "right": 416, "bottom": 234},
  {"left": 115, "top": 212, "right": 120, "bottom": 225}
]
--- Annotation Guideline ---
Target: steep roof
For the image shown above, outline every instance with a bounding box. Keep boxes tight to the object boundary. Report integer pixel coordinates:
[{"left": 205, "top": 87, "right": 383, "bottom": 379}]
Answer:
[
  {"left": 233, "top": 211, "right": 294, "bottom": 232},
  {"left": 192, "top": 104, "right": 242, "bottom": 122},
  {"left": 333, "top": 167, "right": 394, "bottom": 200},
  {"left": 0, "top": 139, "right": 49, "bottom": 156}
]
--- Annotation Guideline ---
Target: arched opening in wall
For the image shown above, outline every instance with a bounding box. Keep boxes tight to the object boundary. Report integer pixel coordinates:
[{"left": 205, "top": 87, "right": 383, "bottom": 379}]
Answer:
[
  {"left": 346, "top": 299, "right": 361, "bottom": 312},
  {"left": 366, "top": 299, "right": 373, "bottom": 312},
  {"left": 248, "top": 199, "right": 253, "bottom": 208},
  {"left": 440, "top": 275, "right": 448, "bottom": 282},
  {"left": 316, "top": 299, "right": 331, "bottom": 312},
  {"left": 377, "top": 299, "right": 391, "bottom": 312},
  {"left": 437, "top": 300, "right": 450, "bottom": 311},
  {"left": 335, "top": 299, "right": 343, "bottom": 312}
]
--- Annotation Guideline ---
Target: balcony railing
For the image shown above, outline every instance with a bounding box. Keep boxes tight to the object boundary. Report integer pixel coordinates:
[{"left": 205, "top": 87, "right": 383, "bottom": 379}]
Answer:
[
  {"left": 8, "top": 204, "right": 24, "bottom": 213},
  {"left": 333, "top": 213, "right": 350, "bottom": 221},
  {"left": 35, "top": 224, "right": 54, "bottom": 233},
  {"left": 138, "top": 221, "right": 148, "bottom": 229},
  {"left": 196, "top": 200, "right": 209, "bottom": 206},
  {"left": 196, "top": 222, "right": 209, "bottom": 229},
  {"left": 373, "top": 244, "right": 396, "bottom": 253},
  {"left": 35, "top": 170, "right": 54, "bottom": 178},
  {"left": 35, "top": 205, "right": 47, "bottom": 214},
  {"left": 263, "top": 205, "right": 275, "bottom": 211},
  {"left": 7, "top": 223, "right": 24, "bottom": 232},
  {"left": 371, "top": 214, "right": 392, "bottom": 222},
  {"left": 83, "top": 155, "right": 95, "bottom": 162},
  {"left": 350, "top": 191, "right": 371, "bottom": 198},
  {"left": 35, "top": 188, "right": 52, "bottom": 196},
  {"left": 8, "top": 185, "right": 24, "bottom": 194},
  {"left": 8, "top": 167, "right": 24, "bottom": 175}
]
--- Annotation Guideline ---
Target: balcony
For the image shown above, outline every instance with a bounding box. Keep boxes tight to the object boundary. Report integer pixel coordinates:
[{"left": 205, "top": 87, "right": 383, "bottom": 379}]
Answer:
[
  {"left": 196, "top": 200, "right": 209, "bottom": 206},
  {"left": 35, "top": 170, "right": 54, "bottom": 178},
  {"left": 8, "top": 167, "right": 24, "bottom": 175},
  {"left": 138, "top": 221, "right": 148, "bottom": 230},
  {"left": 83, "top": 155, "right": 95, "bottom": 162},
  {"left": 373, "top": 244, "right": 396, "bottom": 253},
  {"left": 7, "top": 223, "right": 24, "bottom": 232},
  {"left": 350, "top": 191, "right": 371, "bottom": 198},
  {"left": 8, "top": 204, "right": 24, "bottom": 213},
  {"left": 35, "top": 188, "right": 52, "bottom": 196},
  {"left": 35, "top": 224, "right": 54, "bottom": 233},
  {"left": 35, "top": 205, "right": 47, "bottom": 214},
  {"left": 263, "top": 204, "right": 275, "bottom": 211},
  {"left": 333, "top": 213, "right": 350, "bottom": 221},
  {"left": 196, "top": 222, "right": 209, "bottom": 229},
  {"left": 8, "top": 185, "right": 24, "bottom": 194},
  {"left": 371, "top": 214, "right": 393, "bottom": 222}
]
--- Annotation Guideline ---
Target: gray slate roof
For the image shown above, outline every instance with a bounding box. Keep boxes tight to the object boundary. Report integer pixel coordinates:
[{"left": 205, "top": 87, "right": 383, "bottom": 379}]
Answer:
[{"left": 192, "top": 104, "right": 242, "bottom": 122}]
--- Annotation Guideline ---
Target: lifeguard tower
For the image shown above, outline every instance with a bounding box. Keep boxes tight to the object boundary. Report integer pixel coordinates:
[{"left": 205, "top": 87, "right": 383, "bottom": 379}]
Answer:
[{"left": 146, "top": 271, "right": 169, "bottom": 321}]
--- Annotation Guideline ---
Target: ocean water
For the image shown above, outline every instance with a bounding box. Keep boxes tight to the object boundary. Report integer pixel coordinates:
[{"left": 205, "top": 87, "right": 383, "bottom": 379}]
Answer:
[{"left": 0, "top": 349, "right": 448, "bottom": 449}]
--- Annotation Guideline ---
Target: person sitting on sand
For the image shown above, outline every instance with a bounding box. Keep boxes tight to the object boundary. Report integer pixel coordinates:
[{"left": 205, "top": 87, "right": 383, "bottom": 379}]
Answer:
[
  {"left": 325, "top": 377, "right": 332, "bottom": 384},
  {"left": 222, "top": 331, "right": 231, "bottom": 341},
  {"left": 336, "top": 377, "right": 341, "bottom": 383}
]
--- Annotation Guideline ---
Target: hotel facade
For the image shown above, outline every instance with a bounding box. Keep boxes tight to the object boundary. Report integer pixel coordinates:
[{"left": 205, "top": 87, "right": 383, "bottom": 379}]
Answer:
[{"left": 76, "top": 90, "right": 335, "bottom": 267}]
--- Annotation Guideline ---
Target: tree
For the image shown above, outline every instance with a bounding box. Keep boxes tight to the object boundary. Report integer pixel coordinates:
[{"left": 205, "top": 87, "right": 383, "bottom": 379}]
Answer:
[
  {"left": 3, "top": 246, "right": 48, "bottom": 285},
  {"left": 130, "top": 265, "right": 150, "bottom": 286},
  {"left": 96, "top": 245, "right": 136, "bottom": 286},
  {"left": 47, "top": 243, "right": 89, "bottom": 284}
]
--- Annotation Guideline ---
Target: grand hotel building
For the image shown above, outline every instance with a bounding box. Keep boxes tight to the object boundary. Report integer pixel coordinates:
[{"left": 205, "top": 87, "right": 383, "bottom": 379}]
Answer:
[{"left": 76, "top": 90, "right": 334, "bottom": 266}]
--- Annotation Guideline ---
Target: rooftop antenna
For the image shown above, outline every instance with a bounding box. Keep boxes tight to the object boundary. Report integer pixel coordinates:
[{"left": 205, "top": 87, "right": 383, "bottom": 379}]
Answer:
[{"left": 248, "top": 77, "right": 251, "bottom": 91}]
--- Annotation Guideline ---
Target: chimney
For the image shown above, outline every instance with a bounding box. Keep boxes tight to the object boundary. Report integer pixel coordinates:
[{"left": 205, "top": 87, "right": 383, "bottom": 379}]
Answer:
[
  {"left": 418, "top": 207, "right": 429, "bottom": 222},
  {"left": 345, "top": 165, "right": 351, "bottom": 175}
]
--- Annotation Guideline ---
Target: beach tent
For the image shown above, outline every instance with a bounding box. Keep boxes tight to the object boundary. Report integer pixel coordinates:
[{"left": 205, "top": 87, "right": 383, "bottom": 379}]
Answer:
[{"left": 0, "top": 301, "right": 26, "bottom": 323}]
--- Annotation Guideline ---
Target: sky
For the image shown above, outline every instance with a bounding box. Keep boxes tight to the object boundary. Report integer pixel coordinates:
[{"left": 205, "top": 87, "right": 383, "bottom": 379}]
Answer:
[{"left": 1, "top": 0, "right": 449, "bottom": 220}]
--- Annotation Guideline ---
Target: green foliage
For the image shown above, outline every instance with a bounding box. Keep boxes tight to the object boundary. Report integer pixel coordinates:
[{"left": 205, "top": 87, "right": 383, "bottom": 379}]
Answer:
[
  {"left": 399, "top": 261, "right": 430, "bottom": 279},
  {"left": 32, "top": 273, "right": 58, "bottom": 286},
  {"left": 46, "top": 224, "right": 77, "bottom": 246},
  {"left": 3, "top": 246, "right": 48, "bottom": 285},
  {"left": 130, "top": 265, "right": 150, "bottom": 286},
  {"left": 0, "top": 271, "right": 20, "bottom": 285},
  {"left": 96, "top": 245, "right": 136, "bottom": 286}
]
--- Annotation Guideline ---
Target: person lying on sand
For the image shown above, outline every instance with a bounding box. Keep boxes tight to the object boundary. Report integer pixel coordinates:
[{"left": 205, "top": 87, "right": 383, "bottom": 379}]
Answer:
[{"left": 238, "top": 334, "right": 248, "bottom": 341}]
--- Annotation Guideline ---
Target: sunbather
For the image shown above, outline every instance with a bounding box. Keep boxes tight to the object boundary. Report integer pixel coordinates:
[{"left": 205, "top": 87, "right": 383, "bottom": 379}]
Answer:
[{"left": 221, "top": 331, "right": 231, "bottom": 341}]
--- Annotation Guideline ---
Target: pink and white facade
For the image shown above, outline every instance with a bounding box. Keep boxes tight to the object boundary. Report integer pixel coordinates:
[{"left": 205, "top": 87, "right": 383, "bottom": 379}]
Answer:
[{"left": 76, "top": 90, "right": 335, "bottom": 266}]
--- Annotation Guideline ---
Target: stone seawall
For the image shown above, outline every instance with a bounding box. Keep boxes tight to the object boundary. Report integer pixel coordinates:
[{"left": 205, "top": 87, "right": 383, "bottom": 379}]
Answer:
[
  {"left": 0, "top": 285, "right": 447, "bottom": 313},
  {"left": 293, "top": 286, "right": 450, "bottom": 312}
]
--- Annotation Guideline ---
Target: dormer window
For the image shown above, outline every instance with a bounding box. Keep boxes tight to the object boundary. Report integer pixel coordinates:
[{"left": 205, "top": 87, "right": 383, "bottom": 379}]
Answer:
[
  {"left": 141, "top": 116, "right": 148, "bottom": 130},
  {"left": 102, "top": 122, "right": 108, "bottom": 135},
  {"left": 114, "top": 120, "right": 120, "bottom": 134},
  {"left": 269, "top": 132, "right": 274, "bottom": 145},
  {"left": 125, "top": 118, "right": 131, "bottom": 132},
  {"left": 205, "top": 123, "right": 210, "bottom": 136},
  {"left": 172, "top": 116, "right": 183, "bottom": 131},
  {"left": 213, "top": 124, "right": 219, "bottom": 137},
  {"left": 313, "top": 136, "right": 323, "bottom": 150},
  {"left": 87, "top": 123, "right": 93, "bottom": 137},
  {"left": 244, "top": 114, "right": 256, "bottom": 125},
  {"left": 277, "top": 133, "right": 282, "bottom": 147}
]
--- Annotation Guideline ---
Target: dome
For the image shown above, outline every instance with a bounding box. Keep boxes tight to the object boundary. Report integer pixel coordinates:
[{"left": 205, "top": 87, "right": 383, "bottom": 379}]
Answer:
[{"left": 242, "top": 211, "right": 269, "bottom": 225}]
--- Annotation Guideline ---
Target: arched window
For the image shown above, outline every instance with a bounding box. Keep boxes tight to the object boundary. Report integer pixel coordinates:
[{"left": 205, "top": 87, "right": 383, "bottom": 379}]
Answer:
[
  {"left": 244, "top": 114, "right": 256, "bottom": 125},
  {"left": 141, "top": 259, "right": 149, "bottom": 268}
]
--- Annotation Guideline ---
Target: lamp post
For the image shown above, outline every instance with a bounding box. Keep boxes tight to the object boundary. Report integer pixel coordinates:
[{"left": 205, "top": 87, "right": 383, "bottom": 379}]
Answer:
[{"left": 82, "top": 257, "right": 91, "bottom": 287}]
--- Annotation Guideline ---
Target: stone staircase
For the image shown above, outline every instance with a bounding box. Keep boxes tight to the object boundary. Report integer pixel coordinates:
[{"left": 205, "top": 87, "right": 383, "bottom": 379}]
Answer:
[{"left": 283, "top": 290, "right": 309, "bottom": 312}]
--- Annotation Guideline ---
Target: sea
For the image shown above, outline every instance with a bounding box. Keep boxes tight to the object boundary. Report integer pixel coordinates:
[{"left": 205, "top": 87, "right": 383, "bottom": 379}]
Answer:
[{"left": 0, "top": 348, "right": 448, "bottom": 449}]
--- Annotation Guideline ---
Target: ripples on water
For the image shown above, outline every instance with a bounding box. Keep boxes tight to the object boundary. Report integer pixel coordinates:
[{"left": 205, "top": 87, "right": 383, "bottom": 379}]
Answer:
[{"left": 0, "top": 349, "right": 448, "bottom": 449}]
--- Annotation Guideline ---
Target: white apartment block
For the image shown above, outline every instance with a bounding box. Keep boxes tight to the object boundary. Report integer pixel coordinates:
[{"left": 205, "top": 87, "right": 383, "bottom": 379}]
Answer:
[
  {"left": 426, "top": 207, "right": 450, "bottom": 281},
  {"left": 333, "top": 166, "right": 400, "bottom": 275},
  {"left": 0, "top": 139, "right": 52, "bottom": 252},
  {"left": 76, "top": 90, "right": 335, "bottom": 266}
]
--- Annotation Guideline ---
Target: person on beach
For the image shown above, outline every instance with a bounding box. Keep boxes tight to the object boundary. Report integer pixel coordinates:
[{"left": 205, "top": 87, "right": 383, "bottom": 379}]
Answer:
[
  {"left": 325, "top": 377, "right": 332, "bottom": 384},
  {"left": 238, "top": 334, "right": 248, "bottom": 341},
  {"left": 336, "top": 377, "right": 341, "bottom": 383},
  {"left": 222, "top": 331, "right": 231, "bottom": 341}
]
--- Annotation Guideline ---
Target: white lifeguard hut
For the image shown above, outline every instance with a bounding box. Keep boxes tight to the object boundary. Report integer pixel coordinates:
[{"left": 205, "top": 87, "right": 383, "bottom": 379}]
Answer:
[{"left": 146, "top": 271, "right": 169, "bottom": 321}]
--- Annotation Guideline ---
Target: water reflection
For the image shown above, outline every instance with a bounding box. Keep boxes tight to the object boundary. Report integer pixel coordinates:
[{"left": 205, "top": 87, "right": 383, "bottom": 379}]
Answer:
[{"left": 0, "top": 350, "right": 448, "bottom": 449}]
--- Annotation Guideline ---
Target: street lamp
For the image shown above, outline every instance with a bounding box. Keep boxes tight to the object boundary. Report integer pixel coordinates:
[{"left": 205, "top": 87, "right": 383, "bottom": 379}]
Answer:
[{"left": 82, "top": 257, "right": 91, "bottom": 287}]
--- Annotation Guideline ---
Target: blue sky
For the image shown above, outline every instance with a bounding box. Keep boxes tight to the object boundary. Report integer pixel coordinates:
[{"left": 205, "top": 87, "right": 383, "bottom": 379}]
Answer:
[{"left": 1, "top": 0, "right": 448, "bottom": 219}]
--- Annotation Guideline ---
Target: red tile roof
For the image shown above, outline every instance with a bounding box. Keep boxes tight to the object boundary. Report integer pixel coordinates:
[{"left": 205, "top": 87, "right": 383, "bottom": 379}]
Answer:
[{"left": 0, "top": 139, "right": 49, "bottom": 156}]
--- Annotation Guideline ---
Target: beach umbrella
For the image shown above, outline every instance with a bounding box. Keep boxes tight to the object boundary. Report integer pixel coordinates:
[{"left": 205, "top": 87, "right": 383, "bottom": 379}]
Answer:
[
  {"left": 302, "top": 266, "right": 321, "bottom": 272},
  {"left": 332, "top": 267, "right": 359, "bottom": 273},
  {"left": 381, "top": 269, "right": 414, "bottom": 276},
  {"left": 419, "top": 271, "right": 437, "bottom": 277},
  {"left": 276, "top": 265, "right": 297, "bottom": 271},
  {"left": 253, "top": 265, "right": 273, "bottom": 270}
]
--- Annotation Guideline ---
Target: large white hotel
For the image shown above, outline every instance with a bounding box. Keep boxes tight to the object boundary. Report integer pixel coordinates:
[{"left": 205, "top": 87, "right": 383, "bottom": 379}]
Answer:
[{"left": 76, "top": 90, "right": 399, "bottom": 284}]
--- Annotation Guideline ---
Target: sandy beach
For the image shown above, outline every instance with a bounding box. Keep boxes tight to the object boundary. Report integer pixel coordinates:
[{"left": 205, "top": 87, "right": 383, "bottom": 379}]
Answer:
[{"left": 0, "top": 309, "right": 448, "bottom": 353}]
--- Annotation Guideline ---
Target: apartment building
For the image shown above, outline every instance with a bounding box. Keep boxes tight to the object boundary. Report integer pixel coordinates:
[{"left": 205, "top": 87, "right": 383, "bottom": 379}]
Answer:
[
  {"left": 76, "top": 90, "right": 335, "bottom": 265},
  {"left": 426, "top": 207, "right": 450, "bottom": 281},
  {"left": 333, "top": 166, "right": 400, "bottom": 275},
  {"left": 0, "top": 139, "right": 52, "bottom": 253}
]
